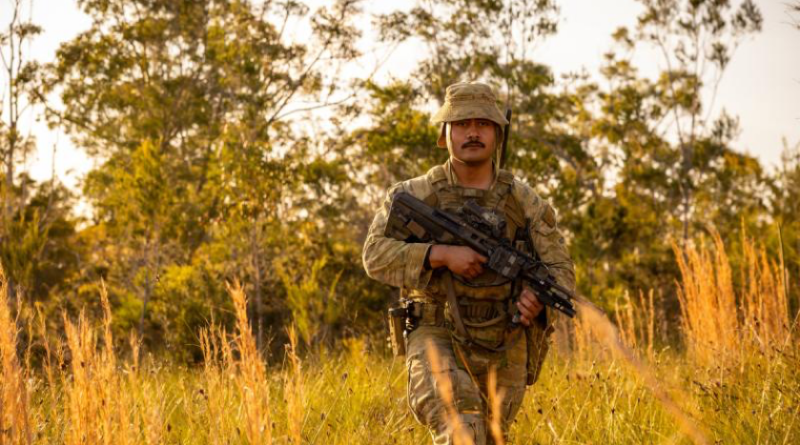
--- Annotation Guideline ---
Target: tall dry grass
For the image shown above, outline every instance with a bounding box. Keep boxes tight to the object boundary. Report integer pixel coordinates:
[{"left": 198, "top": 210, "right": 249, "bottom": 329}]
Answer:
[
  {"left": 60, "top": 282, "right": 163, "bottom": 445},
  {"left": 198, "top": 323, "right": 235, "bottom": 445},
  {"left": 573, "top": 296, "right": 711, "bottom": 445},
  {"left": 486, "top": 368, "right": 505, "bottom": 445},
  {"left": 675, "top": 230, "right": 795, "bottom": 362},
  {"left": 613, "top": 290, "right": 656, "bottom": 358},
  {"left": 285, "top": 326, "right": 305, "bottom": 444},
  {"left": 197, "top": 282, "right": 273, "bottom": 444},
  {"left": 0, "top": 269, "right": 32, "bottom": 444},
  {"left": 741, "top": 233, "right": 792, "bottom": 347},
  {"left": 227, "top": 282, "right": 273, "bottom": 444}
]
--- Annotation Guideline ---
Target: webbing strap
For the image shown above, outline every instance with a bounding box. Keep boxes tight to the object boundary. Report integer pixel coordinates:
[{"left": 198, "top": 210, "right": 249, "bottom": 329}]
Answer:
[{"left": 442, "top": 271, "right": 470, "bottom": 342}]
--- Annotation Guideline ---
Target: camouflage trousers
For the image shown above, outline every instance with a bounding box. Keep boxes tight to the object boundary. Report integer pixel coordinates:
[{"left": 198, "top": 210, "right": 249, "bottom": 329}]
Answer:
[{"left": 406, "top": 326, "right": 529, "bottom": 445}]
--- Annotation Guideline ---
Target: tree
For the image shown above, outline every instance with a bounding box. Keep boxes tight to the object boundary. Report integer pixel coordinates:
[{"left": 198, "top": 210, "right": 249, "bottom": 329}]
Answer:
[
  {"left": 0, "top": 0, "right": 41, "bottom": 298},
  {"left": 47, "top": 0, "right": 363, "bottom": 352},
  {"left": 0, "top": 0, "right": 85, "bottom": 311},
  {"left": 559, "top": 1, "right": 766, "bottom": 308},
  {"left": 632, "top": 0, "right": 763, "bottom": 243},
  {"left": 770, "top": 141, "right": 800, "bottom": 308}
]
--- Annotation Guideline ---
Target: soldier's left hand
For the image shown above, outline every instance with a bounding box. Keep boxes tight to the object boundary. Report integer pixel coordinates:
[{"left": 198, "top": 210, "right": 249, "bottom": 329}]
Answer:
[{"left": 516, "top": 286, "right": 544, "bottom": 326}]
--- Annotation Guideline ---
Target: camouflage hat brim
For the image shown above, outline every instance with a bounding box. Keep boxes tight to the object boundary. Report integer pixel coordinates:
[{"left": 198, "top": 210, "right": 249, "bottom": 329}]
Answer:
[
  {"left": 431, "top": 82, "right": 508, "bottom": 126},
  {"left": 431, "top": 103, "right": 508, "bottom": 126}
]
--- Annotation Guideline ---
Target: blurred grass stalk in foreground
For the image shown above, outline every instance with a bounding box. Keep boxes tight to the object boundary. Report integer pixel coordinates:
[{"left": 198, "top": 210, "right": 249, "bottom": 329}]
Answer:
[{"left": 0, "top": 234, "right": 799, "bottom": 444}]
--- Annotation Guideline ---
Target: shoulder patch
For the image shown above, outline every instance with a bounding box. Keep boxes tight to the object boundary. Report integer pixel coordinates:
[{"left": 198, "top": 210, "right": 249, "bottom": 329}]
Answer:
[
  {"left": 510, "top": 179, "right": 542, "bottom": 220},
  {"left": 542, "top": 204, "right": 557, "bottom": 228}
]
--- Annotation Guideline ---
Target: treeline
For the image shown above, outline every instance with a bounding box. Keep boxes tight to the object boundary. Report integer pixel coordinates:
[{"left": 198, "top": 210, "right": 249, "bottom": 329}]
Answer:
[{"left": 0, "top": 0, "right": 797, "bottom": 360}]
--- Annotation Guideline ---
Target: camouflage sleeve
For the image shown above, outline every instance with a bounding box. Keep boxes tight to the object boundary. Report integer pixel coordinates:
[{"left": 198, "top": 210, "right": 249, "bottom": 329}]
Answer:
[
  {"left": 362, "top": 184, "right": 434, "bottom": 290},
  {"left": 530, "top": 202, "right": 576, "bottom": 294},
  {"left": 514, "top": 183, "right": 576, "bottom": 294}
]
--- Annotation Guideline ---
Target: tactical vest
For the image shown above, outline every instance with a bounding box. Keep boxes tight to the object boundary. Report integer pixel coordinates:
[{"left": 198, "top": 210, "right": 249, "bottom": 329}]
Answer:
[{"left": 411, "top": 164, "right": 528, "bottom": 302}]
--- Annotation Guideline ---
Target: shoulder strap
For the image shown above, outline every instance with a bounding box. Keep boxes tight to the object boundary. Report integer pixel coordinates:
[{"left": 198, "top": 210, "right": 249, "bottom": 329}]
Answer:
[
  {"left": 421, "top": 165, "right": 448, "bottom": 206},
  {"left": 426, "top": 165, "right": 448, "bottom": 188},
  {"left": 494, "top": 170, "right": 525, "bottom": 231},
  {"left": 487, "top": 169, "right": 514, "bottom": 207},
  {"left": 426, "top": 164, "right": 462, "bottom": 208},
  {"left": 496, "top": 169, "right": 514, "bottom": 187}
]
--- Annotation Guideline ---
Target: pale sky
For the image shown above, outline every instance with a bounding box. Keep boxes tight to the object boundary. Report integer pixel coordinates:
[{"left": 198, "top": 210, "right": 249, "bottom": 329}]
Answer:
[{"left": 4, "top": 0, "right": 799, "bottom": 194}]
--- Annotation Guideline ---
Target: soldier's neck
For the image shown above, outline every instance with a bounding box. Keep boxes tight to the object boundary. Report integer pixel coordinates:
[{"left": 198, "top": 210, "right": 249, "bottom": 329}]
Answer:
[{"left": 449, "top": 157, "right": 494, "bottom": 190}]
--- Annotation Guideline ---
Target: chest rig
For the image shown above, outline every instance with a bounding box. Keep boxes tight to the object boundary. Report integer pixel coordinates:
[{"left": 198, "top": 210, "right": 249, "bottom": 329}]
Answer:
[{"left": 417, "top": 165, "right": 529, "bottom": 302}]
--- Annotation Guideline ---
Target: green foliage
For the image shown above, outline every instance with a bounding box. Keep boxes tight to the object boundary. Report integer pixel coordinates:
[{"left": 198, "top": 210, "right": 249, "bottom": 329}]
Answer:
[
  {"left": 0, "top": 175, "right": 83, "bottom": 303},
  {"left": 769, "top": 141, "right": 800, "bottom": 313},
  {"left": 350, "top": 81, "right": 443, "bottom": 188},
  {"left": 42, "top": 0, "right": 367, "bottom": 354},
  {"left": 278, "top": 256, "right": 343, "bottom": 347}
]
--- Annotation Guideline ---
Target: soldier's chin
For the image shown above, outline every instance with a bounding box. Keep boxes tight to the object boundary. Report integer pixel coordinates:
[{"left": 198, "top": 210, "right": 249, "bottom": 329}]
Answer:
[{"left": 457, "top": 154, "right": 492, "bottom": 166}]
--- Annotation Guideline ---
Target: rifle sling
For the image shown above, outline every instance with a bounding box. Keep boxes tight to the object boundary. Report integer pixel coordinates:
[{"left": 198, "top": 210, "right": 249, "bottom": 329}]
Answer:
[{"left": 442, "top": 271, "right": 470, "bottom": 342}]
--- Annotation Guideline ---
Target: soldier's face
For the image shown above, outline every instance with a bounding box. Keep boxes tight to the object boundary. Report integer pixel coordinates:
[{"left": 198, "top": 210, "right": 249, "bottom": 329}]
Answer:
[{"left": 449, "top": 118, "right": 497, "bottom": 165}]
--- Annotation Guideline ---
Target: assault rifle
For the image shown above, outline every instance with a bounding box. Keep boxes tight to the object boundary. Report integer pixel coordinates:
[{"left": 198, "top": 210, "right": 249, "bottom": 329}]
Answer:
[{"left": 385, "top": 191, "right": 576, "bottom": 319}]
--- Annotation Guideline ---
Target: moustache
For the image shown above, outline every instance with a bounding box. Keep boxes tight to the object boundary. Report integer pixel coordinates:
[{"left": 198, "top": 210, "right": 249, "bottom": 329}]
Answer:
[{"left": 461, "top": 141, "right": 486, "bottom": 149}]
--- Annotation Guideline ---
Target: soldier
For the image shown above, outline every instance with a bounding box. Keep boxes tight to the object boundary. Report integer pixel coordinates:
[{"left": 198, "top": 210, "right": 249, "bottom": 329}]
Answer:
[{"left": 362, "top": 81, "right": 575, "bottom": 444}]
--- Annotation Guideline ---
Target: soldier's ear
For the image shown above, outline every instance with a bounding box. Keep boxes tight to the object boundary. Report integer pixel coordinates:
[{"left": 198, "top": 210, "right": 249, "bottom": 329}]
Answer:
[{"left": 437, "top": 124, "right": 447, "bottom": 148}]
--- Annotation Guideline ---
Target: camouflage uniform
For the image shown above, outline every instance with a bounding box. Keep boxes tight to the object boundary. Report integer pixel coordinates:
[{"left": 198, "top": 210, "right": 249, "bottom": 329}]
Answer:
[{"left": 362, "top": 82, "right": 575, "bottom": 444}]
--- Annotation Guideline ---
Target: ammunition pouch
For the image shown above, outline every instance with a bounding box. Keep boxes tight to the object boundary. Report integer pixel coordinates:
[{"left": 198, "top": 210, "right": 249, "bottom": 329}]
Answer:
[
  {"left": 407, "top": 301, "right": 446, "bottom": 328},
  {"left": 447, "top": 299, "right": 511, "bottom": 351}
]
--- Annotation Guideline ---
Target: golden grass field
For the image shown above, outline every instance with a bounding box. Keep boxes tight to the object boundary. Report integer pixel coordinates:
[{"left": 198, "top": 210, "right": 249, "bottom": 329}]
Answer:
[{"left": 1, "top": 235, "right": 798, "bottom": 444}]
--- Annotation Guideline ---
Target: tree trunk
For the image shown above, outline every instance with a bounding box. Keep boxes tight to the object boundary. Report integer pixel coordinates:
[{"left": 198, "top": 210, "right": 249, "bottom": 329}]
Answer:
[
  {"left": 254, "top": 256, "right": 264, "bottom": 353},
  {"left": 681, "top": 143, "right": 694, "bottom": 245},
  {"left": 138, "top": 267, "right": 151, "bottom": 338},
  {"left": 250, "top": 223, "right": 264, "bottom": 353}
]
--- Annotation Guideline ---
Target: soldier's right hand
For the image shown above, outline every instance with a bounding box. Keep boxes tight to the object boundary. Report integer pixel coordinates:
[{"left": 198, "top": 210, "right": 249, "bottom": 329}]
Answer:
[{"left": 429, "top": 245, "right": 487, "bottom": 280}]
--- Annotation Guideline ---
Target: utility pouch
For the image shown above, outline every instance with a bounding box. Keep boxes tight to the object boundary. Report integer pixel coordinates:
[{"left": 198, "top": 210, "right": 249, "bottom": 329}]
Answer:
[
  {"left": 388, "top": 306, "right": 408, "bottom": 357},
  {"left": 453, "top": 301, "right": 508, "bottom": 350}
]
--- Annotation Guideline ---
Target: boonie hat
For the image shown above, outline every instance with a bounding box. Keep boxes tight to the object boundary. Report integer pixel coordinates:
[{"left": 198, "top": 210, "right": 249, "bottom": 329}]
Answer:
[{"left": 431, "top": 81, "right": 508, "bottom": 127}]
